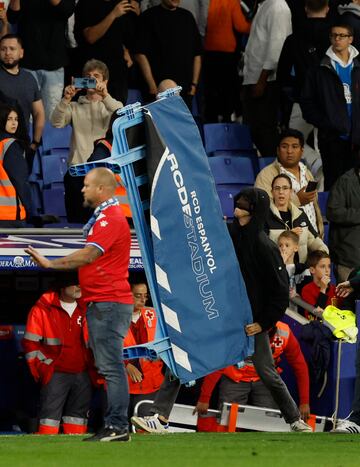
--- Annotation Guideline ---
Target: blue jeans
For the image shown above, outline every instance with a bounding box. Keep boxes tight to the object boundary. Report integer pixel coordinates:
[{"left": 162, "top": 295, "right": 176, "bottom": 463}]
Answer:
[
  {"left": 25, "top": 68, "right": 64, "bottom": 119},
  {"left": 86, "top": 302, "right": 132, "bottom": 430}
]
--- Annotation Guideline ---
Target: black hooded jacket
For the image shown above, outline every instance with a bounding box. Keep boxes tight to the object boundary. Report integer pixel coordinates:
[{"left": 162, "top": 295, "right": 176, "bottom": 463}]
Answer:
[{"left": 229, "top": 188, "right": 289, "bottom": 331}]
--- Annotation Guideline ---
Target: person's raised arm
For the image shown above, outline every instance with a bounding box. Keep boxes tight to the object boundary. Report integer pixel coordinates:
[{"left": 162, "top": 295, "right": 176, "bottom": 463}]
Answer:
[
  {"left": 135, "top": 53, "right": 157, "bottom": 96},
  {"left": 25, "top": 245, "right": 102, "bottom": 270},
  {"left": 83, "top": 0, "right": 134, "bottom": 44},
  {"left": 31, "top": 100, "right": 45, "bottom": 149}
]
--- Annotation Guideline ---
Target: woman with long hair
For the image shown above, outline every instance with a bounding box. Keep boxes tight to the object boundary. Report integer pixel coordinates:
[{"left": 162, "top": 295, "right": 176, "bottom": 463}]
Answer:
[{"left": 0, "top": 103, "right": 32, "bottom": 226}]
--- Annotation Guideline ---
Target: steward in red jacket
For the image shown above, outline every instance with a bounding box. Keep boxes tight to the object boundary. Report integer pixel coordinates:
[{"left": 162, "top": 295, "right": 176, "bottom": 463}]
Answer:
[
  {"left": 23, "top": 283, "right": 93, "bottom": 435},
  {"left": 196, "top": 321, "right": 310, "bottom": 428},
  {"left": 125, "top": 283, "right": 164, "bottom": 417}
]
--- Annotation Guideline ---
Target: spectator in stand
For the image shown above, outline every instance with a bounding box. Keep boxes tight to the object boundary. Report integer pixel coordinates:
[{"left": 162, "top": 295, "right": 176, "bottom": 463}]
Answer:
[
  {"left": 0, "top": 103, "right": 31, "bottom": 227},
  {"left": 7, "top": 0, "right": 75, "bottom": 119},
  {"left": 278, "top": 230, "right": 311, "bottom": 299},
  {"left": 301, "top": 250, "right": 342, "bottom": 319},
  {"left": 202, "top": 0, "right": 250, "bottom": 123},
  {"left": 300, "top": 23, "right": 360, "bottom": 190},
  {"left": 255, "top": 129, "right": 324, "bottom": 237},
  {"left": 0, "top": 3, "right": 9, "bottom": 39},
  {"left": 338, "top": 1, "right": 360, "bottom": 51},
  {"left": 277, "top": 0, "right": 331, "bottom": 184},
  {"left": 50, "top": 59, "right": 123, "bottom": 223},
  {"left": 242, "top": 0, "right": 292, "bottom": 156},
  {"left": 22, "top": 278, "right": 93, "bottom": 435},
  {"left": 0, "top": 34, "right": 45, "bottom": 162},
  {"left": 134, "top": 0, "right": 202, "bottom": 109},
  {"left": 140, "top": 0, "right": 209, "bottom": 38},
  {"left": 74, "top": 0, "right": 140, "bottom": 103},
  {"left": 326, "top": 165, "right": 360, "bottom": 282},
  {"left": 266, "top": 174, "right": 328, "bottom": 263},
  {"left": 125, "top": 282, "right": 164, "bottom": 417},
  {"left": 195, "top": 321, "right": 310, "bottom": 424}
]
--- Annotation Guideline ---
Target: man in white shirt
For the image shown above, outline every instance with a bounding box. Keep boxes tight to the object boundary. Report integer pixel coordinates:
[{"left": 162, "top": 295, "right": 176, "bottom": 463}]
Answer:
[{"left": 242, "top": 0, "right": 292, "bottom": 157}]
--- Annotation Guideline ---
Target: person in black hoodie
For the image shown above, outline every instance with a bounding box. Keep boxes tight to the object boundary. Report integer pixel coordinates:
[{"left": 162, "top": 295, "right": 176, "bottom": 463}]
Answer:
[{"left": 229, "top": 187, "right": 312, "bottom": 432}]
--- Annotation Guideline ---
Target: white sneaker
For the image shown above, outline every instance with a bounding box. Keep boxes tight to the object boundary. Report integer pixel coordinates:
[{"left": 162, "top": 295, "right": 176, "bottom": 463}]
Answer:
[
  {"left": 131, "top": 414, "right": 169, "bottom": 433},
  {"left": 290, "top": 419, "right": 313, "bottom": 432},
  {"left": 331, "top": 419, "right": 360, "bottom": 433}
]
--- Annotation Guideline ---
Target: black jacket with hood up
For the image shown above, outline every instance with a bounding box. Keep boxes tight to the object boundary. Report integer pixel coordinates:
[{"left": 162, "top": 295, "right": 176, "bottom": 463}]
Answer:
[{"left": 229, "top": 188, "right": 289, "bottom": 331}]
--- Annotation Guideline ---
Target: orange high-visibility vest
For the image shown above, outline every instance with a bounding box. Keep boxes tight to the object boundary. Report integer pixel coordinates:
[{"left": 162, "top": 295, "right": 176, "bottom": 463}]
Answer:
[
  {"left": 124, "top": 307, "right": 164, "bottom": 394},
  {"left": 0, "top": 138, "right": 26, "bottom": 220},
  {"left": 98, "top": 139, "right": 132, "bottom": 218},
  {"left": 223, "top": 321, "right": 290, "bottom": 382}
]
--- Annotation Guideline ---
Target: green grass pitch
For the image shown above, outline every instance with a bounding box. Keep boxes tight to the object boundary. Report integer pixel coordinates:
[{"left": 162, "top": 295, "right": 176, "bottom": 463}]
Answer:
[{"left": 0, "top": 433, "right": 359, "bottom": 467}]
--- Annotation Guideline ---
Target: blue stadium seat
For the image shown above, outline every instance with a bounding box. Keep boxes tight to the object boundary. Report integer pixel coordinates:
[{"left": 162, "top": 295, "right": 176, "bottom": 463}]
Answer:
[
  {"left": 257, "top": 156, "right": 276, "bottom": 171},
  {"left": 42, "top": 186, "right": 66, "bottom": 218},
  {"left": 208, "top": 155, "right": 255, "bottom": 185},
  {"left": 217, "top": 186, "right": 244, "bottom": 218},
  {"left": 203, "top": 123, "right": 255, "bottom": 156},
  {"left": 126, "top": 88, "right": 143, "bottom": 105},
  {"left": 41, "top": 122, "right": 71, "bottom": 154},
  {"left": 41, "top": 154, "right": 68, "bottom": 186},
  {"left": 318, "top": 191, "right": 329, "bottom": 218},
  {"left": 209, "top": 156, "right": 255, "bottom": 218}
]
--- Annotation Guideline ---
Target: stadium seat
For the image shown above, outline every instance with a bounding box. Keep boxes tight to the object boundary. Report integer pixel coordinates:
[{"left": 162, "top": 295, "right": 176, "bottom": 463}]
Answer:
[
  {"left": 257, "top": 156, "right": 276, "bottom": 171},
  {"left": 42, "top": 186, "right": 67, "bottom": 218},
  {"left": 208, "top": 155, "right": 255, "bottom": 185},
  {"left": 208, "top": 156, "right": 255, "bottom": 218},
  {"left": 318, "top": 191, "right": 329, "bottom": 218},
  {"left": 41, "top": 154, "right": 68, "bottom": 186},
  {"left": 203, "top": 123, "right": 255, "bottom": 156},
  {"left": 41, "top": 122, "right": 72, "bottom": 154}
]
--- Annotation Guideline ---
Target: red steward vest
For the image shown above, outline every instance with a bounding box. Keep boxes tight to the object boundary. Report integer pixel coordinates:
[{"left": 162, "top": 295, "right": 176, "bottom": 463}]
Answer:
[
  {"left": 223, "top": 322, "right": 290, "bottom": 382},
  {"left": 124, "top": 307, "right": 164, "bottom": 394}
]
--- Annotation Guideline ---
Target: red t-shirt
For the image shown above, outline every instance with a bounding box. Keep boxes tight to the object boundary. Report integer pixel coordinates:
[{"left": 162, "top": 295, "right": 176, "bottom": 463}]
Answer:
[{"left": 79, "top": 205, "right": 133, "bottom": 304}]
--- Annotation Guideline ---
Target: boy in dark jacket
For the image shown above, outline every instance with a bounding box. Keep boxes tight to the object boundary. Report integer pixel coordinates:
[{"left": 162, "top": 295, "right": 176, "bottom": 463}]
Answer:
[{"left": 228, "top": 187, "right": 312, "bottom": 432}]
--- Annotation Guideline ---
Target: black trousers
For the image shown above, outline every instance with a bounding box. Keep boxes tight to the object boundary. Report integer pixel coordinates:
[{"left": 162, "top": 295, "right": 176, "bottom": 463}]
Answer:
[
  {"left": 39, "top": 371, "right": 92, "bottom": 433},
  {"left": 318, "top": 130, "right": 358, "bottom": 190},
  {"left": 242, "top": 81, "right": 280, "bottom": 157},
  {"left": 203, "top": 51, "right": 240, "bottom": 123}
]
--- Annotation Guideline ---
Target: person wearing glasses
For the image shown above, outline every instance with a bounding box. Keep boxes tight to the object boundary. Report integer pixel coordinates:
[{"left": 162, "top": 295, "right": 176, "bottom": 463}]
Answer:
[
  {"left": 266, "top": 174, "right": 328, "bottom": 263},
  {"left": 301, "top": 23, "right": 360, "bottom": 190},
  {"left": 255, "top": 128, "right": 324, "bottom": 237},
  {"left": 124, "top": 282, "right": 164, "bottom": 418}
]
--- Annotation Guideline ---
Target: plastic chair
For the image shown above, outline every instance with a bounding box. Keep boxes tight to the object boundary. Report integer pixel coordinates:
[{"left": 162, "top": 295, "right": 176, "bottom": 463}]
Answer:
[
  {"left": 41, "top": 154, "right": 68, "bottom": 186},
  {"left": 208, "top": 155, "right": 255, "bottom": 185},
  {"left": 42, "top": 186, "right": 66, "bottom": 217},
  {"left": 41, "top": 122, "right": 72, "bottom": 154},
  {"left": 203, "top": 123, "right": 255, "bottom": 155},
  {"left": 257, "top": 156, "right": 276, "bottom": 171},
  {"left": 318, "top": 191, "right": 329, "bottom": 218}
]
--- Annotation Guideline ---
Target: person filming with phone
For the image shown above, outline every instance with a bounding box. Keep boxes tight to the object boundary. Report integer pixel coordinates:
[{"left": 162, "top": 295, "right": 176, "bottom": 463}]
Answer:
[
  {"left": 256, "top": 128, "right": 324, "bottom": 238},
  {"left": 50, "top": 59, "right": 123, "bottom": 223}
]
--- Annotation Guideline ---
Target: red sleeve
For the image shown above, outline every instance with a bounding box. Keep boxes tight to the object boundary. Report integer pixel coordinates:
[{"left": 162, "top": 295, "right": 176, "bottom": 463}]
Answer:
[
  {"left": 198, "top": 370, "right": 224, "bottom": 403},
  {"left": 283, "top": 331, "right": 310, "bottom": 405}
]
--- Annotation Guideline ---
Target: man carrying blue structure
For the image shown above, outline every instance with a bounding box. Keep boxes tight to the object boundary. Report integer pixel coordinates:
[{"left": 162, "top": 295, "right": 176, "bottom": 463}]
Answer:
[
  {"left": 24, "top": 167, "right": 134, "bottom": 442},
  {"left": 132, "top": 187, "right": 312, "bottom": 433}
]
